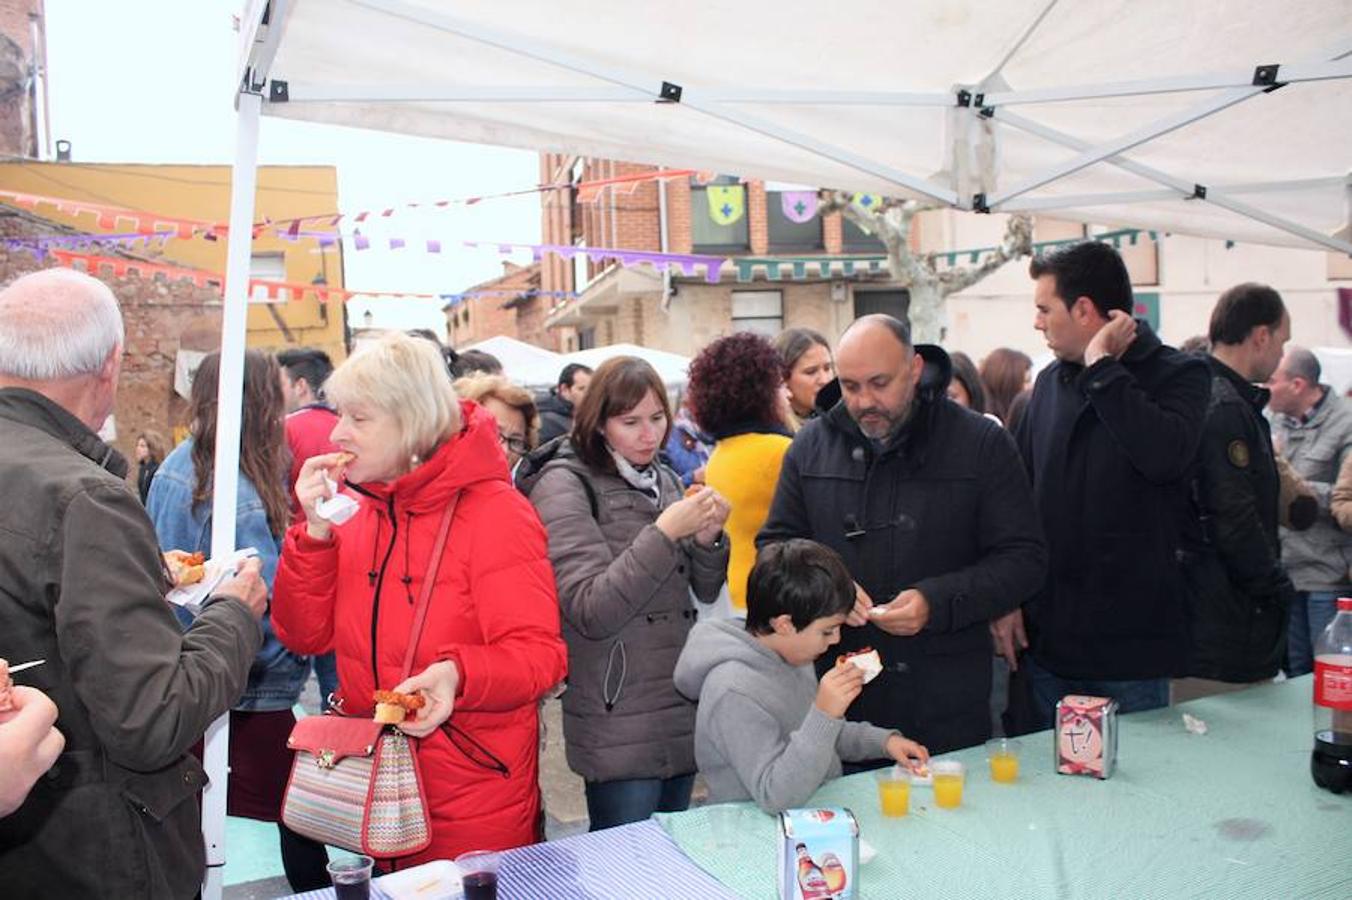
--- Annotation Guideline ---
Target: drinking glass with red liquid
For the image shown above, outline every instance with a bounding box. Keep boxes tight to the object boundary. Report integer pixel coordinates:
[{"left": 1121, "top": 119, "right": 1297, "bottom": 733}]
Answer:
[{"left": 456, "top": 849, "right": 501, "bottom": 900}]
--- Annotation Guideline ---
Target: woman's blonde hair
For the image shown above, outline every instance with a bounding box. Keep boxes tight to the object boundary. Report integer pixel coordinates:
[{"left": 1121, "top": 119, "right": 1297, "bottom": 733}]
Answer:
[
  {"left": 325, "top": 332, "right": 462, "bottom": 470},
  {"left": 453, "top": 372, "right": 541, "bottom": 450}
]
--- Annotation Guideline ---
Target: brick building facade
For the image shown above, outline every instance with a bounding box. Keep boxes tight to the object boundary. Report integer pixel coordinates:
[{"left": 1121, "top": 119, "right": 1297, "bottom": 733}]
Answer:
[
  {"left": 0, "top": 0, "right": 46, "bottom": 159},
  {"left": 532, "top": 154, "right": 913, "bottom": 356},
  {"left": 444, "top": 261, "right": 540, "bottom": 348}
]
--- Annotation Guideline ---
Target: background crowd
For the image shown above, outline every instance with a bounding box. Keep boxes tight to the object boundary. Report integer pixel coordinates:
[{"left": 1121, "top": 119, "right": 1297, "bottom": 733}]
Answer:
[{"left": 1, "top": 236, "right": 1347, "bottom": 898}]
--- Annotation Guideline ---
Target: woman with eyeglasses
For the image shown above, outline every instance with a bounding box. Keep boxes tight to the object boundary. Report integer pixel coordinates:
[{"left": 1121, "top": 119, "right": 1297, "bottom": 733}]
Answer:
[
  {"left": 453, "top": 373, "right": 540, "bottom": 473},
  {"left": 517, "top": 357, "right": 730, "bottom": 830},
  {"left": 272, "top": 333, "right": 568, "bottom": 865}
]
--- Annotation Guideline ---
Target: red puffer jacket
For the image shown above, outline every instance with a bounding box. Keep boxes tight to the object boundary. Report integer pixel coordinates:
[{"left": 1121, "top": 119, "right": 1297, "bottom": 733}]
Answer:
[{"left": 273, "top": 401, "right": 567, "bottom": 864}]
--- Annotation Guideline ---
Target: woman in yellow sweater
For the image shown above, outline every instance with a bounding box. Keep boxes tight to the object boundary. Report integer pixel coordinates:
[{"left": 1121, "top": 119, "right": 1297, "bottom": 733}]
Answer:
[{"left": 686, "top": 333, "right": 795, "bottom": 615}]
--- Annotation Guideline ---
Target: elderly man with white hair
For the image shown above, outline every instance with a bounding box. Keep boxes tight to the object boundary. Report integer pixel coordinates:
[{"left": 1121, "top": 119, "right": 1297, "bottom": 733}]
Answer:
[{"left": 0, "top": 268, "right": 268, "bottom": 899}]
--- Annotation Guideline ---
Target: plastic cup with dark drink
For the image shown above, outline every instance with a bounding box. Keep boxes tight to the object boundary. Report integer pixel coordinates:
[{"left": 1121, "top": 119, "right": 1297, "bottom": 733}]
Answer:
[
  {"left": 456, "top": 849, "right": 501, "bottom": 900},
  {"left": 326, "top": 855, "right": 374, "bottom": 900}
]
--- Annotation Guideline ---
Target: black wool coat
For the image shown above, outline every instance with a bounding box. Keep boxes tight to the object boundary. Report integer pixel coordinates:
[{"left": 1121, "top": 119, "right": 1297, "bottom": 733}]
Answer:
[{"left": 759, "top": 347, "right": 1047, "bottom": 754}]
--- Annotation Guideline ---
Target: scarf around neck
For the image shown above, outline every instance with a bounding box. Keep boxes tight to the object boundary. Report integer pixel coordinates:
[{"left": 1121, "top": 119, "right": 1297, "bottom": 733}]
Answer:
[{"left": 608, "top": 445, "right": 661, "bottom": 503}]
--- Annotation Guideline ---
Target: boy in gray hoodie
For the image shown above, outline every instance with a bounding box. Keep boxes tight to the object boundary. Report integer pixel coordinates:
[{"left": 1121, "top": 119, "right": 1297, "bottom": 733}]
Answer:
[{"left": 674, "top": 539, "right": 929, "bottom": 813}]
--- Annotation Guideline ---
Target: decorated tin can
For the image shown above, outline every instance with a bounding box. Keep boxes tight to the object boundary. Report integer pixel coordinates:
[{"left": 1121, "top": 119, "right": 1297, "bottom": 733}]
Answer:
[
  {"left": 777, "top": 807, "right": 859, "bottom": 899},
  {"left": 1055, "top": 694, "right": 1118, "bottom": 779}
]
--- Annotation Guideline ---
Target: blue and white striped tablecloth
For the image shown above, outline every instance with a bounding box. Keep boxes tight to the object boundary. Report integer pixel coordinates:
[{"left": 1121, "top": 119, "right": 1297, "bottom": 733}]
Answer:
[{"left": 283, "top": 818, "right": 741, "bottom": 900}]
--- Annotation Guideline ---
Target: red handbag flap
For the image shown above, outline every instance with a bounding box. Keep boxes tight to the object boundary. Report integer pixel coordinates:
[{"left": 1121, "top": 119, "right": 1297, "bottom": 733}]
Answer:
[{"left": 287, "top": 715, "right": 385, "bottom": 763}]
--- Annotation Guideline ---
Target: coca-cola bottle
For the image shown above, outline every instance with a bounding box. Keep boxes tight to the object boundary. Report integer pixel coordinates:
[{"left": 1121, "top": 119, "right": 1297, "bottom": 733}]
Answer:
[{"left": 1312, "top": 596, "right": 1352, "bottom": 793}]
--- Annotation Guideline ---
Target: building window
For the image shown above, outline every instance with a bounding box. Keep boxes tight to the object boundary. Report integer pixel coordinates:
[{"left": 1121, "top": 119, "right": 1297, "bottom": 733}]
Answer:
[
  {"left": 767, "top": 192, "right": 823, "bottom": 252},
  {"left": 691, "top": 175, "right": 750, "bottom": 253},
  {"left": 578, "top": 327, "right": 597, "bottom": 350},
  {"left": 731, "top": 290, "right": 783, "bottom": 336},
  {"left": 841, "top": 216, "right": 885, "bottom": 253},
  {"left": 853, "top": 288, "right": 910, "bottom": 321}
]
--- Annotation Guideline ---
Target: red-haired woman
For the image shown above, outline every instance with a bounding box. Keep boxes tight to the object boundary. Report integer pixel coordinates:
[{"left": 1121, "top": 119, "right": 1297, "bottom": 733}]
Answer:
[{"left": 687, "top": 332, "right": 795, "bottom": 616}]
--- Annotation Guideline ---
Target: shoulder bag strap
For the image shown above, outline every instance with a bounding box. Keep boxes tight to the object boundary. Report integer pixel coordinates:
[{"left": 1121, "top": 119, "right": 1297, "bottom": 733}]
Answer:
[{"left": 399, "top": 492, "right": 461, "bottom": 682}]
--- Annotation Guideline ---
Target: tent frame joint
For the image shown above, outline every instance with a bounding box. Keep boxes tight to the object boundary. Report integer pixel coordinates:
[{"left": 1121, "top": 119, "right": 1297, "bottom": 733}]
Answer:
[
  {"left": 659, "top": 81, "right": 682, "bottom": 103},
  {"left": 972, "top": 192, "right": 991, "bottom": 214},
  {"left": 1252, "top": 64, "right": 1285, "bottom": 91},
  {"left": 269, "top": 79, "right": 289, "bottom": 103},
  {"left": 1191, "top": 183, "right": 1208, "bottom": 201},
  {"left": 956, "top": 89, "right": 973, "bottom": 107}
]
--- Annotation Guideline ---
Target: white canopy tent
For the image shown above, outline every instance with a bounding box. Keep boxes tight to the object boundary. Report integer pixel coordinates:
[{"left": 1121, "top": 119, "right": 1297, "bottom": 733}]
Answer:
[
  {"left": 201, "top": 2, "right": 1352, "bottom": 894},
  {"left": 464, "top": 334, "right": 566, "bottom": 389},
  {"left": 563, "top": 343, "right": 692, "bottom": 389}
]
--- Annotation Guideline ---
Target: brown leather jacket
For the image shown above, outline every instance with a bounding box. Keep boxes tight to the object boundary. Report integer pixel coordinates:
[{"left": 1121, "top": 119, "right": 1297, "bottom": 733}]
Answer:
[{"left": 0, "top": 388, "right": 261, "bottom": 900}]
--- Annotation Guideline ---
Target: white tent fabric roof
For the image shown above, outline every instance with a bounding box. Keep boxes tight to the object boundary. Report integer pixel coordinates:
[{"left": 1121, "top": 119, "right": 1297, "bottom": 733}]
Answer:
[
  {"left": 247, "top": 0, "right": 1352, "bottom": 252},
  {"left": 464, "top": 334, "right": 565, "bottom": 388},
  {"left": 563, "top": 343, "right": 691, "bottom": 387}
]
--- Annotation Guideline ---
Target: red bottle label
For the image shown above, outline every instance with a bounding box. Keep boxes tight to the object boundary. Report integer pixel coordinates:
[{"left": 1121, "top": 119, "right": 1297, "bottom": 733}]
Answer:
[{"left": 1314, "top": 660, "right": 1352, "bottom": 711}]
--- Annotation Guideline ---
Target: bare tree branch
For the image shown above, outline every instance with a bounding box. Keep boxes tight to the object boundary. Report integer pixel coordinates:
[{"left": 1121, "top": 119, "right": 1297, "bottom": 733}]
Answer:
[{"left": 935, "top": 213, "right": 1033, "bottom": 294}]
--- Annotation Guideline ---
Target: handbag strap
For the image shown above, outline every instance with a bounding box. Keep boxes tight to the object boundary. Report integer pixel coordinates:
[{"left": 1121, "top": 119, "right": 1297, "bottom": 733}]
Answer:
[{"left": 399, "top": 492, "right": 461, "bottom": 682}]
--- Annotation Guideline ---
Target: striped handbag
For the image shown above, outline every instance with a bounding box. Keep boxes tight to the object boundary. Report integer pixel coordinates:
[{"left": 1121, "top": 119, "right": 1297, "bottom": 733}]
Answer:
[{"left": 281, "top": 494, "right": 459, "bottom": 858}]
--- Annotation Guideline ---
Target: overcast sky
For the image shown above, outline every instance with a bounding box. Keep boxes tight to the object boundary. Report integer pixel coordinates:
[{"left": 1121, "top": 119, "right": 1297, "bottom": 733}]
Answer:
[{"left": 42, "top": 0, "right": 543, "bottom": 337}]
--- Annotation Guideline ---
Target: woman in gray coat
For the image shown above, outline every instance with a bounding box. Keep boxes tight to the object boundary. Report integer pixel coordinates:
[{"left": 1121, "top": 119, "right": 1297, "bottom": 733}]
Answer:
[{"left": 519, "top": 357, "right": 730, "bottom": 830}]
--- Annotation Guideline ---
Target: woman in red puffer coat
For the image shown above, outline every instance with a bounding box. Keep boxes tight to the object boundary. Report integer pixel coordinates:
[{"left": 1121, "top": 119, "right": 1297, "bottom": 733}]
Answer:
[{"left": 273, "top": 333, "right": 567, "bottom": 865}]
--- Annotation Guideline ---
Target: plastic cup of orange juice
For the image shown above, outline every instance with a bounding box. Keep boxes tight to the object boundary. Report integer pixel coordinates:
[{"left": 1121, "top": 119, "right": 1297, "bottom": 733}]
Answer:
[
  {"left": 931, "top": 760, "right": 965, "bottom": 809},
  {"left": 986, "top": 738, "right": 1022, "bottom": 784},
  {"left": 876, "top": 767, "right": 911, "bottom": 817}
]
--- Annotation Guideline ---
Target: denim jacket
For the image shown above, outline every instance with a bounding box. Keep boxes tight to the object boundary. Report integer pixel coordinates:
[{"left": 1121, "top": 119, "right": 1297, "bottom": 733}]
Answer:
[{"left": 146, "top": 439, "right": 310, "bottom": 711}]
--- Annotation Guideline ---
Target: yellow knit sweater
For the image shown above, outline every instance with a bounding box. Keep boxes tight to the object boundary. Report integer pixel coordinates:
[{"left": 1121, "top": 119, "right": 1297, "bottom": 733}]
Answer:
[{"left": 704, "top": 431, "right": 793, "bottom": 612}]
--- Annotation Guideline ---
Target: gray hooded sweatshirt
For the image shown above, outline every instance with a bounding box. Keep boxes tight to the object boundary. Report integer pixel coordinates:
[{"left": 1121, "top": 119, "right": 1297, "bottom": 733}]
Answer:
[{"left": 673, "top": 619, "right": 897, "bottom": 813}]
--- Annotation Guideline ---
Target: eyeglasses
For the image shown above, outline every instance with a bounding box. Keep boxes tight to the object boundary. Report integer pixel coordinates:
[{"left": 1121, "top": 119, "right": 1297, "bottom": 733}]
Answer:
[{"left": 498, "top": 431, "right": 529, "bottom": 456}]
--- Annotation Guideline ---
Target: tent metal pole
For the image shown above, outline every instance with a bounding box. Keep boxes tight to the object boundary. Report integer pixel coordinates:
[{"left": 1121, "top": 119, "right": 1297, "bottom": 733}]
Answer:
[
  {"left": 983, "top": 58, "right": 1352, "bottom": 106},
  {"left": 1001, "top": 177, "right": 1352, "bottom": 212},
  {"left": 988, "top": 41, "right": 1352, "bottom": 207},
  {"left": 987, "top": 87, "right": 1261, "bottom": 206},
  {"left": 344, "top": 0, "right": 955, "bottom": 202},
  {"left": 279, "top": 83, "right": 951, "bottom": 106},
  {"left": 986, "top": 0, "right": 1059, "bottom": 80},
  {"left": 992, "top": 108, "right": 1352, "bottom": 255},
  {"left": 200, "top": 86, "right": 263, "bottom": 900}
]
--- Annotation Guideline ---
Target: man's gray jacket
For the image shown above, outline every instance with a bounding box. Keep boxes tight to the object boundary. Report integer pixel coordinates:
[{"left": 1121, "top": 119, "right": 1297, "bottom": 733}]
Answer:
[{"left": 1273, "top": 387, "right": 1352, "bottom": 592}]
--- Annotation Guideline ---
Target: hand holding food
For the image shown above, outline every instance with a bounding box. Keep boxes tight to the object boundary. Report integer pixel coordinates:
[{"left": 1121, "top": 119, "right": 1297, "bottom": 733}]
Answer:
[
  {"left": 295, "top": 451, "right": 354, "bottom": 538},
  {"left": 656, "top": 487, "right": 714, "bottom": 541},
  {"left": 815, "top": 661, "right": 864, "bottom": 719},
  {"left": 211, "top": 557, "right": 268, "bottom": 621},
  {"left": 885, "top": 733, "right": 931, "bottom": 772},
  {"left": 386, "top": 660, "right": 460, "bottom": 738}
]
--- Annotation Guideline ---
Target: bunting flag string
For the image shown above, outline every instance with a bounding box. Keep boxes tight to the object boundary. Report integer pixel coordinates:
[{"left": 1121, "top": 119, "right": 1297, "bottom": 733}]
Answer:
[
  {"left": 0, "top": 190, "right": 224, "bottom": 239},
  {"left": 460, "top": 240, "right": 727, "bottom": 284},
  {"left": 441, "top": 289, "right": 580, "bottom": 309},
  {"left": 2, "top": 230, "right": 178, "bottom": 258}
]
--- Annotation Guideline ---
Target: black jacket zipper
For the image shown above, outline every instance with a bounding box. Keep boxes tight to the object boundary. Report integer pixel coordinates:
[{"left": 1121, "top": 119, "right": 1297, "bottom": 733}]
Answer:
[{"left": 368, "top": 493, "right": 400, "bottom": 687}]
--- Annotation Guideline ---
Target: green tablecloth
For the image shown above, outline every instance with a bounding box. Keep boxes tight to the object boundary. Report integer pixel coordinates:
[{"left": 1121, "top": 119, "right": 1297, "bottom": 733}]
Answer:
[{"left": 657, "top": 677, "right": 1352, "bottom": 899}]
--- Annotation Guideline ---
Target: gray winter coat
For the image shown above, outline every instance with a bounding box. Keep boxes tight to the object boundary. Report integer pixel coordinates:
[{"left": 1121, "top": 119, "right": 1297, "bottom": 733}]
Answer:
[
  {"left": 673, "top": 620, "right": 896, "bottom": 812},
  {"left": 518, "top": 442, "right": 728, "bottom": 782},
  {"left": 1273, "top": 388, "right": 1352, "bottom": 592}
]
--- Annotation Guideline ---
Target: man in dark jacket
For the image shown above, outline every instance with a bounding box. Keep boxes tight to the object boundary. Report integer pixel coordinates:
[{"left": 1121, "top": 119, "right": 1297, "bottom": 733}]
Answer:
[
  {"left": 536, "top": 362, "right": 592, "bottom": 443},
  {"left": 759, "top": 315, "right": 1047, "bottom": 755},
  {"left": 1178, "top": 283, "right": 1295, "bottom": 697},
  {"left": 0, "top": 268, "right": 267, "bottom": 899},
  {"left": 1013, "top": 241, "right": 1211, "bottom": 727}
]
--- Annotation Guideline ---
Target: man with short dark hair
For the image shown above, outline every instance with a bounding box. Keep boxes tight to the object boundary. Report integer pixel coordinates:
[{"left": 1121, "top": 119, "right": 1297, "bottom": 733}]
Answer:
[
  {"left": 759, "top": 315, "right": 1046, "bottom": 755},
  {"left": 537, "top": 363, "right": 594, "bottom": 444},
  {"left": 1014, "top": 241, "right": 1211, "bottom": 726},
  {"left": 1178, "top": 283, "right": 1295, "bottom": 697},
  {"left": 276, "top": 347, "right": 340, "bottom": 708},
  {"left": 1267, "top": 344, "right": 1352, "bottom": 675}
]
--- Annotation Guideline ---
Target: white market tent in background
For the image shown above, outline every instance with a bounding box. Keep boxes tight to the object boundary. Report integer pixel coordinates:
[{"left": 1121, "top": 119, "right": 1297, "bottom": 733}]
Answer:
[
  {"left": 563, "top": 343, "right": 692, "bottom": 389},
  {"left": 464, "top": 334, "right": 566, "bottom": 389},
  {"left": 199, "top": 2, "right": 1352, "bottom": 895}
]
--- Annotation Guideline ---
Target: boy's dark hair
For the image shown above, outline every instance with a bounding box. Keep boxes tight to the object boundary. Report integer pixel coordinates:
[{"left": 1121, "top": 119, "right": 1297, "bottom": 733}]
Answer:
[
  {"left": 745, "top": 539, "right": 856, "bottom": 635},
  {"left": 276, "top": 347, "right": 334, "bottom": 395},
  {"left": 1208, "top": 282, "right": 1286, "bottom": 347},
  {"left": 558, "top": 362, "right": 593, "bottom": 389},
  {"left": 1028, "top": 240, "right": 1133, "bottom": 318}
]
